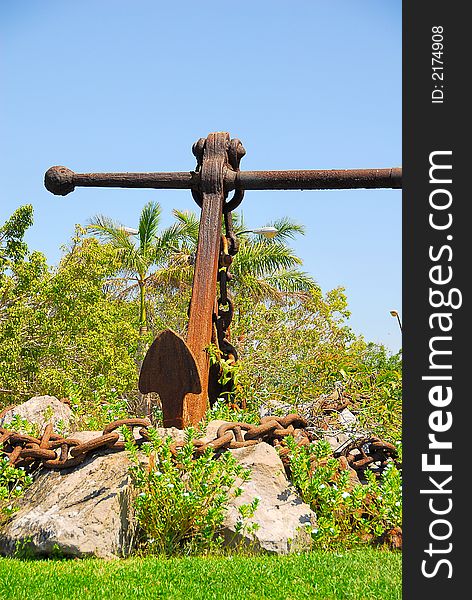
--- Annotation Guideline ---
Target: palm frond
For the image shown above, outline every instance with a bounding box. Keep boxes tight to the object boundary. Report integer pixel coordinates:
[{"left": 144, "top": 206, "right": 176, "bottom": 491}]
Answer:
[
  {"left": 158, "top": 222, "right": 183, "bottom": 250},
  {"left": 232, "top": 241, "right": 302, "bottom": 279},
  {"left": 114, "top": 281, "right": 140, "bottom": 300},
  {"left": 138, "top": 201, "right": 162, "bottom": 252},
  {"left": 232, "top": 273, "right": 284, "bottom": 303},
  {"left": 87, "top": 215, "right": 135, "bottom": 249},
  {"left": 87, "top": 215, "right": 146, "bottom": 272},
  {"left": 172, "top": 209, "right": 200, "bottom": 245},
  {"left": 265, "top": 268, "right": 317, "bottom": 295},
  {"left": 146, "top": 262, "right": 194, "bottom": 291},
  {"left": 150, "top": 222, "right": 184, "bottom": 266},
  {"left": 115, "top": 245, "right": 151, "bottom": 277}
]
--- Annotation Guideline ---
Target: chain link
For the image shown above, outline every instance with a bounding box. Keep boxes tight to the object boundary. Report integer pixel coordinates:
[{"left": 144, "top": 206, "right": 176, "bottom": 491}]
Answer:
[
  {"left": 211, "top": 181, "right": 240, "bottom": 389},
  {"left": 334, "top": 436, "right": 400, "bottom": 474}
]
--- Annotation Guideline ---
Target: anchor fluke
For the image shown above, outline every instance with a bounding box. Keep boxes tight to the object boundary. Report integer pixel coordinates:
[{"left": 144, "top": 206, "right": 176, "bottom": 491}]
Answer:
[{"left": 138, "top": 329, "right": 202, "bottom": 429}]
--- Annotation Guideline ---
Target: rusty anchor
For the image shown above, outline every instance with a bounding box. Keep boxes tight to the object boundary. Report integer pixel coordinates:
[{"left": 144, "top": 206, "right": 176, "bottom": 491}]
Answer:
[
  {"left": 139, "top": 133, "right": 241, "bottom": 427},
  {"left": 45, "top": 131, "right": 402, "bottom": 429}
]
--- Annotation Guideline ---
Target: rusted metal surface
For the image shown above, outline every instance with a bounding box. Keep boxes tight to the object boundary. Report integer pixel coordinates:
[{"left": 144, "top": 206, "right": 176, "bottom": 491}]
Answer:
[
  {"left": 45, "top": 165, "right": 402, "bottom": 196},
  {"left": 234, "top": 167, "right": 402, "bottom": 190},
  {"left": 138, "top": 329, "right": 201, "bottom": 428},
  {"left": 44, "top": 166, "right": 195, "bottom": 196},
  {"left": 0, "top": 418, "right": 151, "bottom": 469},
  {"left": 184, "top": 132, "right": 232, "bottom": 425},
  {"left": 334, "top": 436, "right": 400, "bottom": 475}
]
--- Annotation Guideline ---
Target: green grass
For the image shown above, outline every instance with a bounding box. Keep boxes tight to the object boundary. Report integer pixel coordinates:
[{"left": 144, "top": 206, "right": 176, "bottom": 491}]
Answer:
[{"left": 0, "top": 549, "right": 400, "bottom": 600}]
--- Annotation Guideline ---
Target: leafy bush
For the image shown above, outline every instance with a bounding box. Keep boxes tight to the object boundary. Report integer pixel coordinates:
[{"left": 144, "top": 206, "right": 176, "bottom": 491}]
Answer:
[
  {"left": 0, "top": 457, "right": 33, "bottom": 518},
  {"left": 231, "top": 291, "right": 402, "bottom": 442},
  {"left": 1, "top": 414, "right": 40, "bottom": 438},
  {"left": 65, "top": 375, "right": 130, "bottom": 431},
  {"left": 0, "top": 204, "right": 34, "bottom": 272},
  {"left": 0, "top": 226, "right": 142, "bottom": 407},
  {"left": 285, "top": 437, "right": 402, "bottom": 549},
  {"left": 206, "top": 398, "right": 259, "bottom": 426},
  {"left": 125, "top": 427, "right": 256, "bottom": 556},
  {"left": 352, "top": 347, "right": 402, "bottom": 441}
]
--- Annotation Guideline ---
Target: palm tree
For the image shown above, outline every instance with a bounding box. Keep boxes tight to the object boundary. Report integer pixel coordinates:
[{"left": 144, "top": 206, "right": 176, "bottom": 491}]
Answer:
[
  {"left": 159, "top": 210, "right": 317, "bottom": 303},
  {"left": 88, "top": 201, "right": 182, "bottom": 334},
  {"left": 230, "top": 216, "right": 316, "bottom": 302},
  {"left": 143, "top": 208, "right": 199, "bottom": 293}
]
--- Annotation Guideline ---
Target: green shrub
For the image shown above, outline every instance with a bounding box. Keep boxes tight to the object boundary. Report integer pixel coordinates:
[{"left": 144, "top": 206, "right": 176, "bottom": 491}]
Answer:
[
  {"left": 285, "top": 437, "right": 402, "bottom": 549},
  {"left": 1, "top": 414, "right": 39, "bottom": 438},
  {"left": 125, "top": 427, "right": 256, "bottom": 556},
  {"left": 65, "top": 375, "right": 130, "bottom": 430},
  {"left": 0, "top": 228, "right": 141, "bottom": 408},
  {"left": 0, "top": 457, "right": 33, "bottom": 517},
  {"left": 231, "top": 293, "right": 402, "bottom": 443}
]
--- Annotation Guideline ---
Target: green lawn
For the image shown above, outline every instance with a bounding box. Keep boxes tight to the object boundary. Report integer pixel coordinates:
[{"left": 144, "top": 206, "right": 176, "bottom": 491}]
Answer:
[{"left": 0, "top": 549, "right": 400, "bottom": 600}]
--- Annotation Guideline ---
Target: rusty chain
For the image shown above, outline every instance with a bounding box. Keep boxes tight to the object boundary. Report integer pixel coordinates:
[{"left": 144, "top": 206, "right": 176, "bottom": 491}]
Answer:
[
  {"left": 0, "top": 411, "right": 313, "bottom": 471},
  {"left": 1, "top": 401, "right": 398, "bottom": 477},
  {"left": 334, "top": 436, "right": 400, "bottom": 474},
  {"left": 0, "top": 416, "right": 151, "bottom": 471},
  {"left": 215, "top": 212, "right": 239, "bottom": 367}
]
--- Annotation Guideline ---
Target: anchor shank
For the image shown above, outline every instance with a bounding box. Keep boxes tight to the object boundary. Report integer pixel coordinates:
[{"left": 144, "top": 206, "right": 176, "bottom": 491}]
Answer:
[{"left": 183, "top": 132, "right": 228, "bottom": 425}]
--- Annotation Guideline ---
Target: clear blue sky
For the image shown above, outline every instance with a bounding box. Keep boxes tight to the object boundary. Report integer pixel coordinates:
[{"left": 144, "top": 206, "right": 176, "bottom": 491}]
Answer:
[{"left": 1, "top": 0, "right": 401, "bottom": 351}]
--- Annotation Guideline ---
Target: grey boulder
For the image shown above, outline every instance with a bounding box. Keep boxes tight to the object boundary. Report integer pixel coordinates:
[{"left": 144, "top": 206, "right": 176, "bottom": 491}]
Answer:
[
  {"left": 222, "top": 442, "right": 315, "bottom": 554},
  {"left": 0, "top": 446, "right": 135, "bottom": 559},
  {"left": 1, "top": 395, "right": 71, "bottom": 435}
]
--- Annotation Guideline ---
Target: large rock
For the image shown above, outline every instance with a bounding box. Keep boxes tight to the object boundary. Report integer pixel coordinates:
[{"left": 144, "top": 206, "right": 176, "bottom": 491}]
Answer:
[
  {"left": 338, "top": 408, "right": 357, "bottom": 429},
  {"left": 0, "top": 449, "right": 135, "bottom": 559},
  {"left": 154, "top": 426, "right": 186, "bottom": 444},
  {"left": 222, "top": 442, "right": 315, "bottom": 554},
  {"left": 324, "top": 432, "right": 349, "bottom": 452},
  {"left": 0, "top": 425, "right": 193, "bottom": 558},
  {"left": 1, "top": 395, "right": 72, "bottom": 435},
  {"left": 201, "top": 419, "right": 227, "bottom": 443},
  {"left": 203, "top": 421, "right": 316, "bottom": 554},
  {"left": 70, "top": 427, "right": 186, "bottom": 445}
]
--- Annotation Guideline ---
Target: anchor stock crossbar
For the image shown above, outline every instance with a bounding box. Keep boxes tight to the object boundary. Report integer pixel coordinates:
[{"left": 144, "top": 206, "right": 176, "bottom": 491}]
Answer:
[
  {"left": 45, "top": 166, "right": 401, "bottom": 196},
  {"left": 45, "top": 132, "right": 402, "bottom": 429}
]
